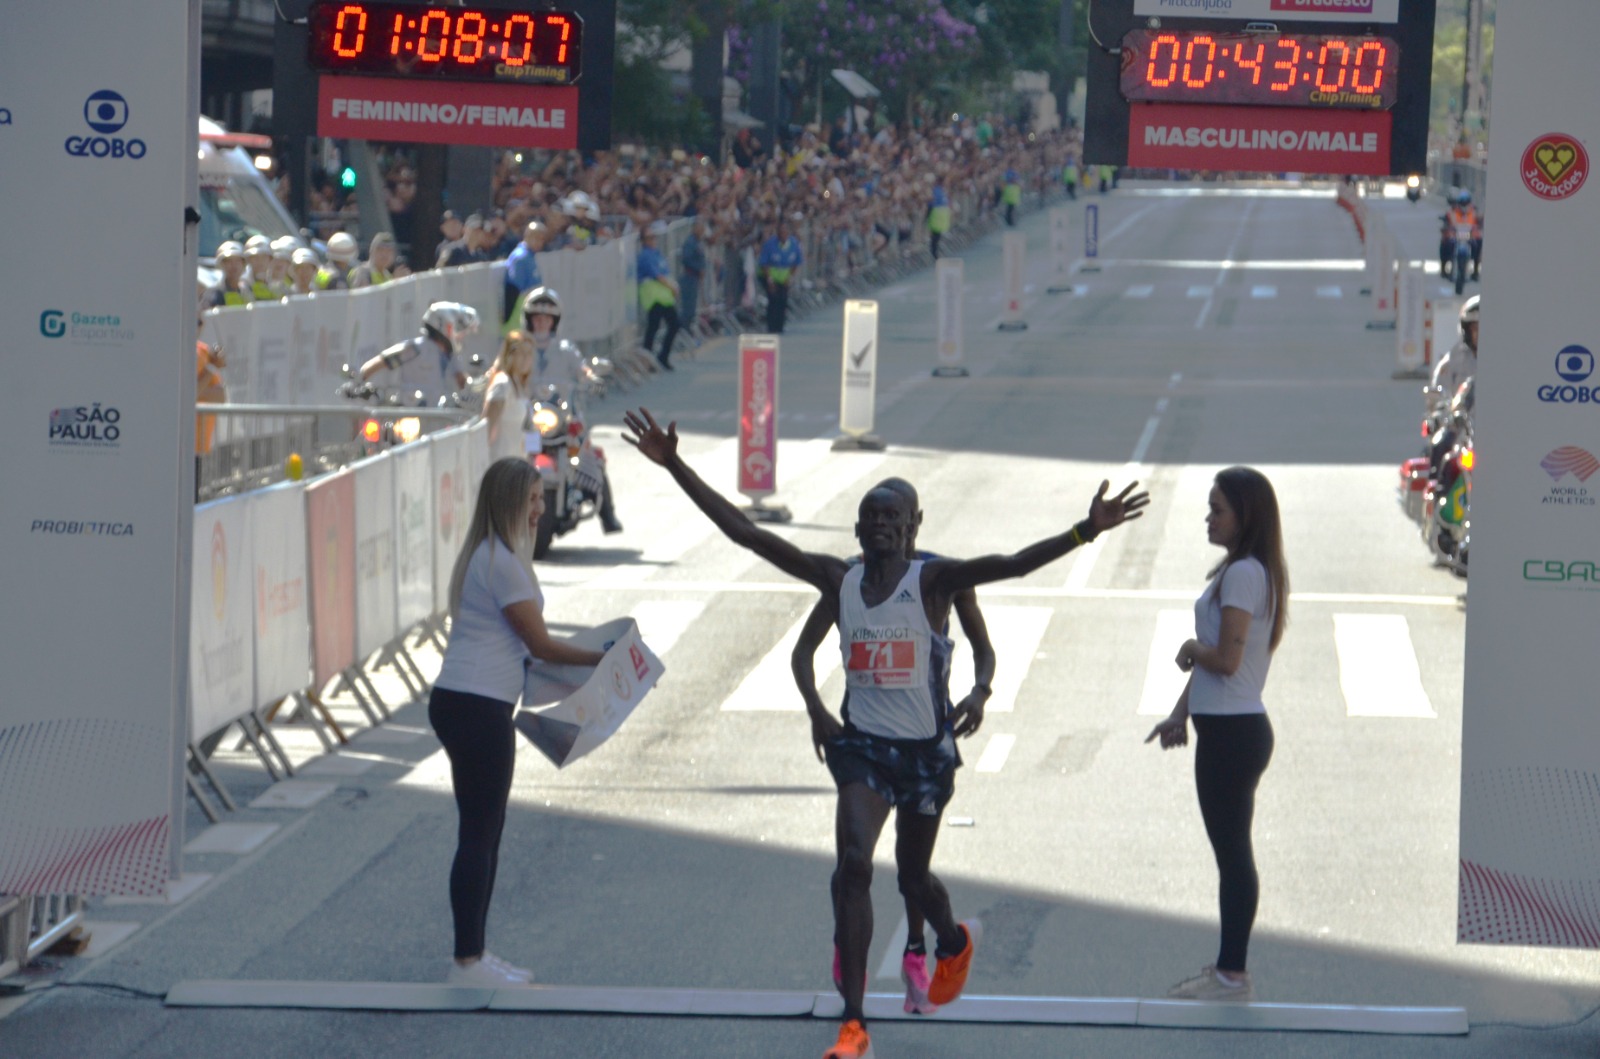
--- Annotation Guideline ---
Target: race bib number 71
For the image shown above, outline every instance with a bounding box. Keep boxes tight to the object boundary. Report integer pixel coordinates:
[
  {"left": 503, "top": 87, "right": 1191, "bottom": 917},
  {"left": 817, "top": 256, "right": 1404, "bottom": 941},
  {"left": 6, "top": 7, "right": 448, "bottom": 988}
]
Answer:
[{"left": 847, "top": 639, "right": 916, "bottom": 686}]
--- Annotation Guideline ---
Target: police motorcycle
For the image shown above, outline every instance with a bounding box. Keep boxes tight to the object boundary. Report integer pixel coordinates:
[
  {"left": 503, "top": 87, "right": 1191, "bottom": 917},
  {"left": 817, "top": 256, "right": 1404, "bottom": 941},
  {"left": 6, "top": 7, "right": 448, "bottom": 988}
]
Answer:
[
  {"left": 518, "top": 287, "right": 622, "bottom": 557},
  {"left": 1418, "top": 377, "right": 1473, "bottom": 576},
  {"left": 1439, "top": 191, "right": 1480, "bottom": 295},
  {"left": 338, "top": 301, "right": 481, "bottom": 454},
  {"left": 1404, "top": 174, "right": 1423, "bottom": 203}
]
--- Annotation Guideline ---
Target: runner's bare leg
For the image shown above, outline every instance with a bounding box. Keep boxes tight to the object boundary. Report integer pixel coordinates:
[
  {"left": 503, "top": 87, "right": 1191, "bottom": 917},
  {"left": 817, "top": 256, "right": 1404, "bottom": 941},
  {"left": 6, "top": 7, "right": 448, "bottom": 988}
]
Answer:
[{"left": 834, "top": 783, "right": 893, "bottom": 1022}]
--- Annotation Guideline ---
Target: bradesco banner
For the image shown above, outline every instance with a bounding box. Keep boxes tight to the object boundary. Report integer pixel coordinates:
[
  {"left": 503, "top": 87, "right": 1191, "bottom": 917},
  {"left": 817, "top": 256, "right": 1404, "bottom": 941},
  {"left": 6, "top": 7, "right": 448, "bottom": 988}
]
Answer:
[
  {"left": 1129, "top": 104, "right": 1391, "bottom": 176},
  {"left": 189, "top": 498, "right": 255, "bottom": 743},
  {"left": 306, "top": 469, "right": 357, "bottom": 690},
  {"left": 737, "top": 335, "right": 780, "bottom": 499},
  {"left": 1133, "top": 0, "right": 1399, "bottom": 22},
  {"left": 0, "top": 0, "right": 193, "bottom": 895},
  {"left": 318, "top": 74, "right": 578, "bottom": 149},
  {"left": 1459, "top": 4, "right": 1600, "bottom": 948}
]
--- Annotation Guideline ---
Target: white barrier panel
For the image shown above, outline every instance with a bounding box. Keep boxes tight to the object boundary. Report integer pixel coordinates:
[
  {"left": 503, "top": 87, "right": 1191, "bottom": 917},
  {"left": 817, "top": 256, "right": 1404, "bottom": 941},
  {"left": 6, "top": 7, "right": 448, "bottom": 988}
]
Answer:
[
  {"left": 935, "top": 258, "right": 966, "bottom": 376},
  {"left": 315, "top": 294, "right": 351, "bottom": 398},
  {"left": 413, "top": 271, "right": 448, "bottom": 323},
  {"left": 353, "top": 453, "right": 398, "bottom": 659},
  {"left": 392, "top": 441, "right": 436, "bottom": 630},
  {"left": 1396, "top": 264, "right": 1426, "bottom": 375},
  {"left": 251, "top": 482, "right": 311, "bottom": 706},
  {"left": 838, "top": 300, "right": 879, "bottom": 438},
  {"left": 999, "top": 231, "right": 1027, "bottom": 331},
  {"left": 385, "top": 274, "right": 421, "bottom": 356},
  {"left": 252, "top": 301, "right": 292, "bottom": 404},
  {"left": 286, "top": 294, "right": 319, "bottom": 405},
  {"left": 430, "top": 428, "right": 472, "bottom": 614},
  {"left": 459, "top": 265, "right": 503, "bottom": 363},
  {"left": 1459, "top": 4, "right": 1600, "bottom": 948},
  {"left": 190, "top": 498, "right": 256, "bottom": 742},
  {"left": 206, "top": 307, "right": 257, "bottom": 406},
  {"left": 346, "top": 287, "right": 385, "bottom": 375},
  {"left": 1367, "top": 228, "right": 1397, "bottom": 329},
  {"left": 466, "top": 419, "right": 491, "bottom": 515}
]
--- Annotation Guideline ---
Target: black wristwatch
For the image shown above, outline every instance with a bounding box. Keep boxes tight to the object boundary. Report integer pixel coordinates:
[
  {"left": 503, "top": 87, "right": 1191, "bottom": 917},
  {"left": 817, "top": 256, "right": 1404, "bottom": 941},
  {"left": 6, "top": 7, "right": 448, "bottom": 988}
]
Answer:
[{"left": 973, "top": 683, "right": 992, "bottom": 696}]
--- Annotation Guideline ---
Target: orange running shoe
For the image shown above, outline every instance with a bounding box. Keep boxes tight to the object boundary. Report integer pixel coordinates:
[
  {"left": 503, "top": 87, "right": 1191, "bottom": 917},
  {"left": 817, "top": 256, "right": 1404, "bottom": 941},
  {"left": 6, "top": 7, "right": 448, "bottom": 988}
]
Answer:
[
  {"left": 927, "top": 919, "right": 982, "bottom": 1005},
  {"left": 822, "top": 1018, "right": 874, "bottom": 1059}
]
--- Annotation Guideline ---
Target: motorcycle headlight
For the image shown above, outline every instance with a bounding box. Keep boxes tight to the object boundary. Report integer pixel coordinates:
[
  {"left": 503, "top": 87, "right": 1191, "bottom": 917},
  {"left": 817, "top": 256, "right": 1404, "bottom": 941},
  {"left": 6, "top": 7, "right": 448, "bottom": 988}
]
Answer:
[
  {"left": 1406, "top": 175, "right": 1421, "bottom": 189},
  {"left": 393, "top": 417, "right": 422, "bottom": 444},
  {"left": 531, "top": 405, "right": 563, "bottom": 438}
]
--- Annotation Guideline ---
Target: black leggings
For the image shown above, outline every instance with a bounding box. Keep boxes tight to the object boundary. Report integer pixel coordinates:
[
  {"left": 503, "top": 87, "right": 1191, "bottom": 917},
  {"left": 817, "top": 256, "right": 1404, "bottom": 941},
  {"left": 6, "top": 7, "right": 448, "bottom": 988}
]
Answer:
[
  {"left": 1192, "top": 713, "right": 1274, "bottom": 973},
  {"left": 429, "top": 687, "right": 516, "bottom": 960}
]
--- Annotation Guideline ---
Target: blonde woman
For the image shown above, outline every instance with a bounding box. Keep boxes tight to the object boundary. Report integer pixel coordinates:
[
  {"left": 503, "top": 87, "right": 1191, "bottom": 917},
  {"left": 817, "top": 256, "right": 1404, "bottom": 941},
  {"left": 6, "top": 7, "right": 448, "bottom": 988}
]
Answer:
[
  {"left": 482, "top": 331, "right": 535, "bottom": 464},
  {"left": 432, "top": 457, "right": 605, "bottom": 986}
]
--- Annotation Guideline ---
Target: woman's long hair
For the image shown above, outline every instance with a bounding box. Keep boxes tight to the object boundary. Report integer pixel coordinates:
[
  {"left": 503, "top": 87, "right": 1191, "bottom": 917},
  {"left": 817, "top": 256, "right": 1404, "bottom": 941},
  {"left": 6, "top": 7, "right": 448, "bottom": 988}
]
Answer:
[
  {"left": 487, "top": 331, "right": 534, "bottom": 396},
  {"left": 447, "top": 457, "right": 540, "bottom": 619},
  {"left": 1208, "top": 466, "right": 1290, "bottom": 650}
]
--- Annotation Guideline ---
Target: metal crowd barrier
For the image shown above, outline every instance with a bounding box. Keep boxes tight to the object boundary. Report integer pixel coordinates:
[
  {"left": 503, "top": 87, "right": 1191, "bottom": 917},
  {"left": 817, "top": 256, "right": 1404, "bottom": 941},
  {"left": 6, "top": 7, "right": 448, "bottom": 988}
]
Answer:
[{"left": 0, "top": 893, "right": 86, "bottom": 977}]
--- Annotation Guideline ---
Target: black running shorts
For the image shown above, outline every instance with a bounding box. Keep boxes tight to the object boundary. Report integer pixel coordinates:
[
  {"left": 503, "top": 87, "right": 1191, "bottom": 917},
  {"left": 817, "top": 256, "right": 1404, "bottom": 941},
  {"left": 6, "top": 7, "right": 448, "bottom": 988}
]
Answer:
[{"left": 824, "top": 728, "right": 960, "bottom": 816}]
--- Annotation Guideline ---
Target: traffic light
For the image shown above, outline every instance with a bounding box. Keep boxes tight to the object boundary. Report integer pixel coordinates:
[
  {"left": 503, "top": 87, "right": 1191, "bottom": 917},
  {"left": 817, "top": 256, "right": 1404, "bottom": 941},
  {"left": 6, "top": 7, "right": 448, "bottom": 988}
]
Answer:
[{"left": 340, "top": 165, "right": 357, "bottom": 189}]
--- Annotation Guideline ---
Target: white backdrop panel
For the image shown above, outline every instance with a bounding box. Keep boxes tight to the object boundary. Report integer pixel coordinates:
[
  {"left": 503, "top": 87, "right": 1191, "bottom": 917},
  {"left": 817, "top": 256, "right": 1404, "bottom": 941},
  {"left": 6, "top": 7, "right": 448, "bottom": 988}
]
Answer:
[
  {"left": 250, "top": 482, "right": 311, "bottom": 706},
  {"left": 251, "top": 301, "right": 291, "bottom": 404},
  {"left": 392, "top": 441, "right": 435, "bottom": 629},
  {"left": 314, "top": 293, "right": 351, "bottom": 401},
  {"left": 430, "top": 427, "right": 471, "bottom": 613},
  {"left": 189, "top": 498, "right": 255, "bottom": 742},
  {"left": 203, "top": 307, "right": 256, "bottom": 406},
  {"left": 346, "top": 286, "right": 385, "bottom": 376},
  {"left": 285, "top": 293, "right": 320, "bottom": 405}
]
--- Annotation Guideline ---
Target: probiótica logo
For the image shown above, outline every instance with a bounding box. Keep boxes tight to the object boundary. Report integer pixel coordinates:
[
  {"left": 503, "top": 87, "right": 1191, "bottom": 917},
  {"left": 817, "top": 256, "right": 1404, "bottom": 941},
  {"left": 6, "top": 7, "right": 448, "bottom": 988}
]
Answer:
[
  {"left": 38, "top": 308, "right": 133, "bottom": 345},
  {"left": 48, "top": 403, "right": 122, "bottom": 449},
  {"left": 66, "top": 90, "right": 146, "bottom": 160},
  {"left": 1537, "top": 344, "right": 1598, "bottom": 404},
  {"left": 1523, "top": 559, "right": 1600, "bottom": 588}
]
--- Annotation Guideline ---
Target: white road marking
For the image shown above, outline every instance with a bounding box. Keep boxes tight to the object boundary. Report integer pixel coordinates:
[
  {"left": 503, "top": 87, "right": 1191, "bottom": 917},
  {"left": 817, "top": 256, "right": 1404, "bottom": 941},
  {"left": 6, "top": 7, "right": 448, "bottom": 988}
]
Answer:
[
  {"left": 628, "top": 599, "right": 708, "bottom": 659},
  {"left": 1334, "top": 613, "right": 1436, "bottom": 718},
  {"left": 1187, "top": 285, "right": 1212, "bottom": 298},
  {"left": 1138, "top": 610, "right": 1195, "bottom": 716},
  {"left": 1103, "top": 258, "right": 1365, "bottom": 270},
  {"left": 722, "top": 612, "right": 842, "bottom": 711},
  {"left": 1316, "top": 286, "right": 1344, "bottom": 298},
  {"left": 875, "top": 915, "right": 910, "bottom": 980},
  {"left": 1129, "top": 415, "right": 1161, "bottom": 465},
  {"left": 1250, "top": 285, "right": 1277, "bottom": 299},
  {"left": 975, "top": 733, "right": 1017, "bottom": 773},
  {"left": 1196, "top": 202, "right": 1257, "bottom": 330},
  {"left": 948, "top": 606, "right": 1053, "bottom": 712},
  {"left": 1124, "top": 285, "right": 1154, "bottom": 299}
]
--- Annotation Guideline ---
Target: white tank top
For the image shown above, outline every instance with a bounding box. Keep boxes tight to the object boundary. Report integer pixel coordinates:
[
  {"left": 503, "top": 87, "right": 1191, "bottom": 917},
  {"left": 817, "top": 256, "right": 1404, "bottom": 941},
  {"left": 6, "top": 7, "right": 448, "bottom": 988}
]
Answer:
[{"left": 837, "top": 561, "right": 952, "bottom": 741}]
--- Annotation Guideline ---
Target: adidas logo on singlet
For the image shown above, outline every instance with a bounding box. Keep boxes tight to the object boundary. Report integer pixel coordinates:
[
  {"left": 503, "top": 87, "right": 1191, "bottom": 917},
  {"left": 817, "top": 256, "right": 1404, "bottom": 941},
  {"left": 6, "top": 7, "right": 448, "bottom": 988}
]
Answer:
[{"left": 894, "top": 589, "right": 915, "bottom": 603}]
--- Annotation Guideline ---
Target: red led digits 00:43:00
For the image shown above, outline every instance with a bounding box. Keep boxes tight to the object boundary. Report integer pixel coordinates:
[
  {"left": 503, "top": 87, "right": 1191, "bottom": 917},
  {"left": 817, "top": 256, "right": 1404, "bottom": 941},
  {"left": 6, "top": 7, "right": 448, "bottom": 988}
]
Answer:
[
  {"left": 1119, "top": 29, "right": 1399, "bottom": 110},
  {"left": 307, "top": 1, "right": 584, "bottom": 84}
]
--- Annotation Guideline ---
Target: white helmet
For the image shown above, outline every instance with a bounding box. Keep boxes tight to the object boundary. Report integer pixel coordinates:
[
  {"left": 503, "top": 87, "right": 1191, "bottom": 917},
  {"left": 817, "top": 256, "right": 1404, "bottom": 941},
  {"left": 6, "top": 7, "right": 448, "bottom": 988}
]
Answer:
[
  {"left": 215, "top": 240, "right": 245, "bottom": 261},
  {"left": 244, "top": 234, "right": 273, "bottom": 256},
  {"left": 271, "top": 235, "right": 300, "bottom": 261},
  {"left": 521, "top": 286, "right": 563, "bottom": 330},
  {"left": 1459, "top": 294, "right": 1480, "bottom": 327},
  {"left": 421, "top": 301, "right": 480, "bottom": 354},
  {"left": 326, "top": 232, "right": 358, "bottom": 261},
  {"left": 561, "top": 191, "right": 600, "bottom": 222}
]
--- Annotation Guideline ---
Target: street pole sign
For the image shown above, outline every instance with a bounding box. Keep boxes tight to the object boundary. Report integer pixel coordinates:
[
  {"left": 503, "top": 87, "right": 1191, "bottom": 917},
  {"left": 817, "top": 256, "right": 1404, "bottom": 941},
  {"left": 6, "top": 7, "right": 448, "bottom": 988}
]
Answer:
[
  {"left": 0, "top": 0, "right": 197, "bottom": 894},
  {"left": 998, "top": 231, "right": 1028, "bottom": 331},
  {"left": 834, "top": 300, "right": 885, "bottom": 451},
  {"left": 1047, "top": 207, "right": 1075, "bottom": 293},
  {"left": 933, "top": 258, "right": 968, "bottom": 378},
  {"left": 736, "top": 334, "right": 790, "bottom": 522},
  {"left": 1081, "top": 203, "right": 1101, "bottom": 273}
]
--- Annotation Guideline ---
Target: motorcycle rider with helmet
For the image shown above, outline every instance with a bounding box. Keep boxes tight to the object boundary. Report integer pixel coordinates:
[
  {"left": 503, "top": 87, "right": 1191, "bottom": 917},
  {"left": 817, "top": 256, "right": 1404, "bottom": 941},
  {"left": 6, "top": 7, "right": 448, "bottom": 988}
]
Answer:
[
  {"left": 1426, "top": 295, "right": 1478, "bottom": 474},
  {"left": 522, "top": 287, "right": 623, "bottom": 533},
  {"left": 353, "top": 301, "right": 479, "bottom": 407}
]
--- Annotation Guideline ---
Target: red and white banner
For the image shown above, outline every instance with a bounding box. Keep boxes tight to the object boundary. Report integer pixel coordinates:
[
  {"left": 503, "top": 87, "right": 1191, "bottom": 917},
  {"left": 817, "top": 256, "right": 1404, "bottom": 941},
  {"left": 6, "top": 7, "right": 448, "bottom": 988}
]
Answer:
[
  {"left": 737, "top": 335, "right": 779, "bottom": 499},
  {"left": 251, "top": 482, "right": 311, "bottom": 707},
  {"left": 190, "top": 498, "right": 255, "bottom": 742},
  {"left": 306, "top": 469, "right": 357, "bottom": 690},
  {"left": 317, "top": 75, "right": 578, "bottom": 149},
  {"left": 353, "top": 452, "right": 398, "bottom": 659},
  {"left": 1128, "top": 104, "right": 1392, "bottom": 176},
  {"left": 430, "top": 427, "right": 471, "bottom": 615}
]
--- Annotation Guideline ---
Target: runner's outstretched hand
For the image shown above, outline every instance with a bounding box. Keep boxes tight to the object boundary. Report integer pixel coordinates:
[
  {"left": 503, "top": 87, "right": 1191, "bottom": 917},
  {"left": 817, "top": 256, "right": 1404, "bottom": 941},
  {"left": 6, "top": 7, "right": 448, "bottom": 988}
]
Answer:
[
  {"left": 622, "top": 407, "right": 677, "bottom": 466},
  {"left": 1088, "top": 479, "right": 1150, "bottom": 534},
  {"left": 949, "top": 691, "right": 986, "bottom": 738}
]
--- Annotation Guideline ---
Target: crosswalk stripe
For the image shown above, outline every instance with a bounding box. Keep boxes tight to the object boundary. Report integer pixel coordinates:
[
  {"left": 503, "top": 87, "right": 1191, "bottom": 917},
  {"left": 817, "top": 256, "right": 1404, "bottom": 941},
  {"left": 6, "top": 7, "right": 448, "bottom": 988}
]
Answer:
[
  {"left": 1250, "top": 285, "right": 1277, "bottom": 299},
  {"left": 1187, "top": 285, "right": 1212, "bottom": 298},
  {"left": 1138, "top": 609, "right": 1194, "bottom": 717},
  {"left": 1316, "top": 285, "right": 1344, "bottom": 299},
  {"left": 975, "top": 733, "right": 1017, "bottom": 773},
  {"left": 948, "top": 605, "right": 1054, "bottom": 713},
  {"left": 721, "top": 612, "right": 841, "bottom": 711},
  {"left": 875, "top": 915, "right": 909, "bottom": 980},
  {"left": 1334, "top": 613, "right": 1436, "bottom": 717},
  {"left": 628, "top": 599, "right": 708, "bottom": 659},
  {"left": 1124, "top": 285, "right": 1154, "bottom": 299}
]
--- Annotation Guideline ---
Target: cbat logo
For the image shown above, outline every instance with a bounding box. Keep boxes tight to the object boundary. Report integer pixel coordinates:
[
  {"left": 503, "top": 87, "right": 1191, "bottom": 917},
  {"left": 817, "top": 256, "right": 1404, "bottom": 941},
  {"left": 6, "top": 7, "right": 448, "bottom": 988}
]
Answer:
[
  {"left": 211, "top": 521, "right": 228, "bottom": 622},
  {"left": 66, "top": 89, "right": 146, "bottom": 160},
  {"left": 40, "top": 310, "right": 65, "bottom": 338},
  {"left": 1523, "top": 559, "right": 1600, "bottom": 588},
  {"left": 48, "top": 403, "right": 122, "bottom": 449},
  {"left": 1537, "top": 345, "right": 1600, "bottom": 404},
  {"left": 1521, "top": 134, "right": 1588, "bottom": 200}
]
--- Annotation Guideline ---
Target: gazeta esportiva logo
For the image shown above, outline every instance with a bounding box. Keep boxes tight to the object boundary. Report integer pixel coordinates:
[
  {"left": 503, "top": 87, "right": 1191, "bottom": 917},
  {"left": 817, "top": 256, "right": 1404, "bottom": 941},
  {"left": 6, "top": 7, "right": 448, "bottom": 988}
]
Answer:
[{"left": 39, "top": 308, "right": 133, "bottom": 345}]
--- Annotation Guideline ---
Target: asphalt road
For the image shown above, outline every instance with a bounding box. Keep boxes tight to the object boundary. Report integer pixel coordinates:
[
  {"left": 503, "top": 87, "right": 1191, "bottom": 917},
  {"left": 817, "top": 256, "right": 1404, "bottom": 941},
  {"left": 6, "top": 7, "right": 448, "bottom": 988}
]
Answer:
[{"left": 8, "top": 183, "right": 1598, "bottom": 1059}]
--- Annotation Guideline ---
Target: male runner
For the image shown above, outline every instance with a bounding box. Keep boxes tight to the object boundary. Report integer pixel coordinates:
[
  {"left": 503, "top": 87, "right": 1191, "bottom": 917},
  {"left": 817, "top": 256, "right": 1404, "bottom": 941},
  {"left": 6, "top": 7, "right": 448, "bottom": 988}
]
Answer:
[
  {"left": 791, "top": 477, "right": 994, "bottom": 1016},
  {"left": 623, "top": 407, "right": 1148, "bottom": 1059}
]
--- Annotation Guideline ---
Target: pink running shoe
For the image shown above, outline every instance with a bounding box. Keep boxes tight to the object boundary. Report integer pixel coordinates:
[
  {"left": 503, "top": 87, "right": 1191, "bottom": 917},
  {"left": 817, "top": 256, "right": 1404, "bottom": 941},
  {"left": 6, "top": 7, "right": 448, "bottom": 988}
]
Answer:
[
  {"left": 832, "top": 945, "right": 842, "bottom": 990},
  {"left": 901, "top": 951, "right": 938, "bottom": 1015}
]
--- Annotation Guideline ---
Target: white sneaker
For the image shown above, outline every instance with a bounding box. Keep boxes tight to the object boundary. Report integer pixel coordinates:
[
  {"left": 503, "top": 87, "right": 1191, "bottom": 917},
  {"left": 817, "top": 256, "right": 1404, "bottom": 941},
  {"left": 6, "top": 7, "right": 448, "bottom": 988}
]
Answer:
[
  {"left": 1167, "top": 965, "right": 1252, "bottom": 1001},
  {"left": 445, "top": 958, "right": 526, "bottom": 987},
  {"left": 482, "top": 951, "right": 533, "bottom": 982}
]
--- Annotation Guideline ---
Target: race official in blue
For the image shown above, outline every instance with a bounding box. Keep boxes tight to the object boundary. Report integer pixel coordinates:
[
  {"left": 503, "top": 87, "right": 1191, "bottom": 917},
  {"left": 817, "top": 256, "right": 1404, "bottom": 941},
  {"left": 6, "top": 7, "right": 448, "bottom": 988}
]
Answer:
[
  {"left": 637, "top": 221, "right": 681, "bottom": 370},
  {"left": 503, "top": 221, "right": 547, "bottom": 323},
  {"left": 759, "top": 218, "right": 803, "bottom": 335}
]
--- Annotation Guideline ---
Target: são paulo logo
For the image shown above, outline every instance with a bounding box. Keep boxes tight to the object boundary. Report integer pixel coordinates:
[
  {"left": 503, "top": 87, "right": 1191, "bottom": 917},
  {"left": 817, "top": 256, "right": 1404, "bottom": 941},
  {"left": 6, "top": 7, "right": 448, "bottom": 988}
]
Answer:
[
  {"left": 65, "top": 90, "right": 146, "bottom": 160},
  {"left": 1521, "top": 133, "right": 1588, "bottom": 201},
  {"left": 48, "top": 403, "right": 122, "bottom": 450},
  {"left": 1537, "top": 344, "right": 1598, "bottom": 404}
]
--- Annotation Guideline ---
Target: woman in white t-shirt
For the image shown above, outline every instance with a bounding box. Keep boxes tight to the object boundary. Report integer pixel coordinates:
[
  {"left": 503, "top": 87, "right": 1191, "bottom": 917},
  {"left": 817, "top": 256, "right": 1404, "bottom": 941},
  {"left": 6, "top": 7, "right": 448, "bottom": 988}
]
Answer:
[
  {"left": 481, "top": 331, "right": 535, "bottom": 465},
  {"left": 432, "top": 456, "right": 604, "bottom": 987},
  {"left": 1147, "top": 466, "right": 1289, "bottom": 1002}
]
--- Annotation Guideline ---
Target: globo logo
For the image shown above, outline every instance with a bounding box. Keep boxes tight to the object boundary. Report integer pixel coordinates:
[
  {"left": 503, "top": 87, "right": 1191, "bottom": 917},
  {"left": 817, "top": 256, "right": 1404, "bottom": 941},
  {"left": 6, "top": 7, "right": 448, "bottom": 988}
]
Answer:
[
  {"left": 65, "top": 90, "right": 146, "bottom": 161},
  {"left": 1555, "top": 345, "right": 1594, "bottom": 383},
  {"left": 1538, "top": 344, "right": 1599, "bottom": 404}
]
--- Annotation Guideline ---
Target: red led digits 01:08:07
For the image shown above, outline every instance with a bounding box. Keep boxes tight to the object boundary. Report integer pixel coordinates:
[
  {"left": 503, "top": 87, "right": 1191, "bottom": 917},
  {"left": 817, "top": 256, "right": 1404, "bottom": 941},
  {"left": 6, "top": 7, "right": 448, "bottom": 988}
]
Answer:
[
  {"left": 307, "top": 1, "right": 584, "bottom": 84},
  {"left": 1119, "top": 29, "right": 1399, "bottom": 110}
]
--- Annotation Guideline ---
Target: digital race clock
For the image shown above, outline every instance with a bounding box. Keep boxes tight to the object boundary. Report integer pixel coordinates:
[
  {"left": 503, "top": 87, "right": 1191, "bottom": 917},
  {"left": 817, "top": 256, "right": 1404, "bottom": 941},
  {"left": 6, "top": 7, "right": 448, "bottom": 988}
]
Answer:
[
  {"left": 307, "top": 2, "right": 584, "bottom": 85},
  {"left": 1120, "top": 29, "right": 1399, "bottom": 110}
]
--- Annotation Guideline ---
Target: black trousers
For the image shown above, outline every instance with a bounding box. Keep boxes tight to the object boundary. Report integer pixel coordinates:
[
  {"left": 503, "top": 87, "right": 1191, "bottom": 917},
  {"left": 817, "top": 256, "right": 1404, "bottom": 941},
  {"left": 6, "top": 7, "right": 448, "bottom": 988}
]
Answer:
[
  {"left": 930, "top": 232, "right": 943, "bottom": 260},
  {"left": 429, "top": 687, "right": 516, "bottom": 960},
  {"left": 643, "top": 303, "right": 680, "bottom": 363},
  {"left": 765, "top": 281, "right": 789, "bottom": 334},
  {"left": 1192, "top": 712, "right": 1274, "bottom": 973}
]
